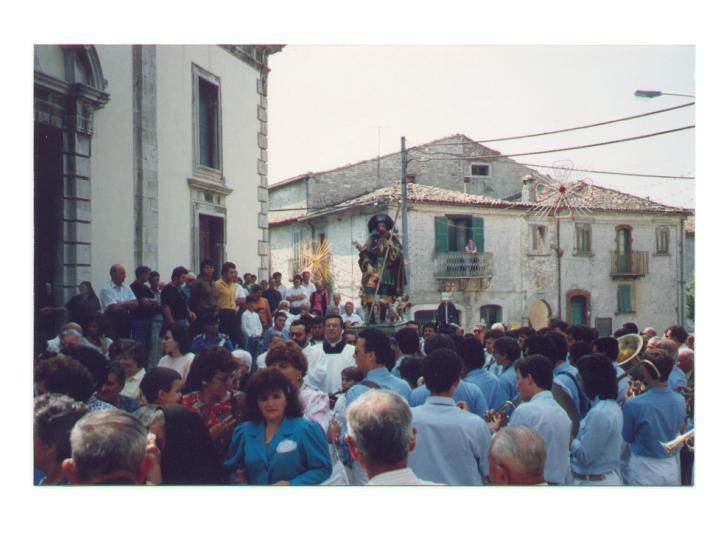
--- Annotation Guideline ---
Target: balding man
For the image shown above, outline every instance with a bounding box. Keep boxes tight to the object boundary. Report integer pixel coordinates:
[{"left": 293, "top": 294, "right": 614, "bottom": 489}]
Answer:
[
  {"left": 647, "top": 337, "right": 687, "bottom": 392},
  {"left": 62, "top": 409, "right": 159, "bottom": 485},
  {"left": 345, "top": 390, "right": 439, "bottom": 485},
  {"left": 488, "top": 426, "right": 547, "bottom": 485},
  {"left": 100, "top": 264, "right": 138, "bottom": 339}
]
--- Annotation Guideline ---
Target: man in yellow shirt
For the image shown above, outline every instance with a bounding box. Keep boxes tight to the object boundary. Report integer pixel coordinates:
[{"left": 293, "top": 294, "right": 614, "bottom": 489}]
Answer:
[{"left": 215, "top": 262, "right": 241, "bottom": 347}]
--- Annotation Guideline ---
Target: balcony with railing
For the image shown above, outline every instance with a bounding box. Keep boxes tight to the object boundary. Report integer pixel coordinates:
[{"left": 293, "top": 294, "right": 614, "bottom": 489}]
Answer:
[
  {"left": 610, "top": 251, "right": 648, "bottom": 278},
  {"left": 433, "top": 252, "right": 494, "bottom": 279}
]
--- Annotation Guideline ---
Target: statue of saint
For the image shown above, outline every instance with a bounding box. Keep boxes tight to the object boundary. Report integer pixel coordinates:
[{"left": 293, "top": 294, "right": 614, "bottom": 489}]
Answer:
[{"left": 355, "top": 213, "right": 406, "bottom": 323}]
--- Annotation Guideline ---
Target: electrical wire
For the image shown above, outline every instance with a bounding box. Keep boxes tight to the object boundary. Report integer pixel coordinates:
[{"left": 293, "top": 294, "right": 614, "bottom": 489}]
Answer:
[
  {"left": 408, "top": 125, "right": 694, "bottom": 160},
  {"left": 414, "top": 102, "right": 695, "bottom": 146},
  {"left": 512, "top": 162, "right": 694, "bottom": 180}
]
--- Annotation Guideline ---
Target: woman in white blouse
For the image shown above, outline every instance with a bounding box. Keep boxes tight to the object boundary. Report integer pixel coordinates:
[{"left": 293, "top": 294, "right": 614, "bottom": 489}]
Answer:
[{"left": 157, "top": 323, "right": 195, "bottom": 384}]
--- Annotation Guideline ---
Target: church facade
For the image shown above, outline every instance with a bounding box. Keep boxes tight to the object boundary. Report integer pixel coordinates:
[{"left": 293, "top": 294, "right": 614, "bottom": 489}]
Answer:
[{"left": 34, "top": 45, "right": 282, "bottom": 339}]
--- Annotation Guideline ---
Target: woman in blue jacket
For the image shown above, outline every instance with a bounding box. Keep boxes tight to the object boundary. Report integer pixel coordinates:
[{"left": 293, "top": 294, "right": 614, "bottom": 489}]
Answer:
[{"left": 225, "top": 368, "right": 331, "bottom": 485}]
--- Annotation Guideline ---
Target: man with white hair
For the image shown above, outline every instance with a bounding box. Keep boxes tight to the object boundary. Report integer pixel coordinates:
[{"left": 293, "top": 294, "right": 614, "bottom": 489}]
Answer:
[
  {"left": 46, "top": 322, "right": 83, "bottom": 354},
  {"left": 62, "top": 409, "right": 160, "bottom": 485},
  {"left": 341, "top": 301, "right": 363, "bottom": 326},
  {"left": 491, "top": 322, "right": 506, "bottom": 332},
  {"left": 345, "top": 389, "right": 439, "bottom": 485},
  {"left": 488, "top": 425, "right": 547, "bottom": 485}
]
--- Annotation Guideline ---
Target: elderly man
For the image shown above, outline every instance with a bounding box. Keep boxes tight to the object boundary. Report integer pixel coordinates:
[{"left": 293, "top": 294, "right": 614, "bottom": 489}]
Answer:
[
  {"left": 488, "top": 425, "right": 547, "bottom": 485},
  {"left": 408, "top": 348, "right": 492, "bottom": 485},
  {"left": 34, "top": 393, "right": 88, "bottom": 485},
  {"left": 62, "top": 409, "right": 159, "bottom": 485},
  {"left": 100, "top": 264, "right": 139, "bottom": 339},
  {"left": 647, "top": 337, "right": 687, "bottom": 392},
  {"left": 341, "top": 301, "right": 363, "bottom": 326},
  {"left": 345, "top": 390, "right": 439, "bottom": 485},
  {"left": 45, "top": 322, "right": 84, "bottom": 355},
  {"left": 327, "top": 292, "right": 343, "bottom": 316}
]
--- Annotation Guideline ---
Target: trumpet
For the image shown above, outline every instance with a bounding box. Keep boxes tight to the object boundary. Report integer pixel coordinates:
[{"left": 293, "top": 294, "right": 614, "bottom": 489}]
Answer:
[{"left": 660, "top": 429, "right": 695, "bottom": 453}]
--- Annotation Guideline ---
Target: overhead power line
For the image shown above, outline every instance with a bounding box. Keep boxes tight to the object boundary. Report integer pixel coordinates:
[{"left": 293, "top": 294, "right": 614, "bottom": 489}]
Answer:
[
  {"left": 513, "top": 162, "right": 694, "bottom": 180},
  {"left": 419, "top": 102, "right": 695, "bottom": 146},
  {"left": 410, "top": 125, "right": 695, "bottom": 161}
]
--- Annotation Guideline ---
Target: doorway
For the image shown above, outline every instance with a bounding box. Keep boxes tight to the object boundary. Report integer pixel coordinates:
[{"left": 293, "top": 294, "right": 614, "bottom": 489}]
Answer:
[
  {"left": 569, "top": 295, "right": 588, "bottom": 325},
  {"left": 34, "top": 124, "right": 64, "bottom": 352},
  {"left": 199, "top": 214, "right": 225, "bottom": 273}
]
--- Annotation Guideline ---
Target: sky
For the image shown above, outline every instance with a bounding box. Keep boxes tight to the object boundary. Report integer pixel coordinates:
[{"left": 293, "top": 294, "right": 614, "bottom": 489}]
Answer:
[{"left": 267, "top": 45, "right": 695, "bottom": 208}]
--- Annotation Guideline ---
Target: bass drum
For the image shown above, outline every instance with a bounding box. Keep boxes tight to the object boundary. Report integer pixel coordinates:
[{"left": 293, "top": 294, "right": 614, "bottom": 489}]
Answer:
[{"left": 529, "top": 299, "right": 552, "bottom": 330}]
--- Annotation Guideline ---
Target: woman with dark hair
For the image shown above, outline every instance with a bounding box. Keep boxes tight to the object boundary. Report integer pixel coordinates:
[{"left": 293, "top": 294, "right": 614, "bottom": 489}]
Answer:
[
  {"left": 64, "top": 281, "right": 101, "bottom": 325},
  {"left": 159, "top": 404, "right": 227, "bottom": 484},
  {"left": 158, "top": 323, "right": 195, "bottom": 383},
  {"left": 265, "top": 342, "right": 330, "bottom": 432},
  {"left": 225, "top": 368, "right": 332, "bottom": 485},
  {"left": 569, "top": 353, "right": 623, "bottom": 485},
  {"left": 97, "top": 362, "right": 140, "bottom": 412},
  {"left": 622, "top": 349, "right": 686, "bottom": 486},
  {"left": 182, "top": 346, "right": 237, "bottom": 450},
  {"left": 108, "top": 339, "right": 147, "bottom": 401},
  {"left": 80, "top": 314, "right": 113, "bottom": 357}
]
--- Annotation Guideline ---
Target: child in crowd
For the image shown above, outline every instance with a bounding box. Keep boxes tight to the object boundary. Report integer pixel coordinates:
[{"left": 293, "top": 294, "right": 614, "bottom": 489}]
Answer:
[{"left": 139, "top": 367, "right": 183, "bottom": 406}]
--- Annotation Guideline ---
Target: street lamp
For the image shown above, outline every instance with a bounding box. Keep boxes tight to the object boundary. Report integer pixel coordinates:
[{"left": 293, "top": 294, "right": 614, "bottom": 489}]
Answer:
[{"left": 634, "top": 89, "right": 695, "bottom": 98}]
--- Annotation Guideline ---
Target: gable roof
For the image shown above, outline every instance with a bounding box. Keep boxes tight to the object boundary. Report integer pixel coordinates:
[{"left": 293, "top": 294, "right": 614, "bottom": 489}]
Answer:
[
  {"left": 270, "top": 181, "right": 690, "bottom": 226},
  {"left": 268, "top": 133, "right": 532, "bottom": 191}
]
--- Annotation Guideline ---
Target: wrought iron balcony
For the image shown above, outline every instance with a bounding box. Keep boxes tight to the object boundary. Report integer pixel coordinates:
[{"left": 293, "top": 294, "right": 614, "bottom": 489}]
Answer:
[
  {"left": 433, "top": 252, "right": 493, "bottom": 279},
  {"left": 610, "top": 251, "right": 648, "bottom": 278}
]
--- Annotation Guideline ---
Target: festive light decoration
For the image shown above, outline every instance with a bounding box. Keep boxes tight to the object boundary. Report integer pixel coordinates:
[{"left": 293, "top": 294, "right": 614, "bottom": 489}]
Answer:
[
  {"left": 527, "top": 160, "right": 594, "bottom": 219},
  {"left": 300, "top": 238, "right": 333, "bottom": 284}
]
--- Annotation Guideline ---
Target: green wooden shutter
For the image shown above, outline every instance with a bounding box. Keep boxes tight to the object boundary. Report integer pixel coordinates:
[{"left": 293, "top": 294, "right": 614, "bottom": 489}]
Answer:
[
  {"left": 471, "top": 216, "right": 485, "bottom": 252},
  {"left": 435, "top": 216, "right": 449, "bottom": 253},
  {"left": 618, "top": 284, "right": 632, "bottom": 312}
]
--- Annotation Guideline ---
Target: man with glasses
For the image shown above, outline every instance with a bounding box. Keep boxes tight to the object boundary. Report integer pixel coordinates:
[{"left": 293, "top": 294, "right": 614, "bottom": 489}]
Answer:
[{"left": 305, "top": 314, "right": 356, "bottom": 395}]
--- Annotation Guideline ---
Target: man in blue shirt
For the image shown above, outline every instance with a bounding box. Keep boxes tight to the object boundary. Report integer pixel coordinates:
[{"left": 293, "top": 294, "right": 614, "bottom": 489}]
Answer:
[
  {"left": 346, "top": 328, "right": 412, "bottom": 406},
  {"left": 647, "top": 337, "right": 687, "bottom": 392},
  {"left": 408, "top": 348, "right": 492, "bottom": 485},
  {"left": 459, "top": 334, "right": 502, "bottom": 410},
  {"left": 191, "top": 315, "right": 234, "bottom": 353},
  {"left": 492, "top": 336, "right": 522, "bottom": 404},
  {"left": 408, "top": 333, "right": 488, "bottom": 417},
  {"left": 390, "top": 327, "right": 421, "bottom": 377},
  {"left": 261, "top": 311, "right": 290, "bottom": 351},
  {"left": 623, "top": 349, "right": 686, "bottom": 486},
  {"left": 507, "top": 354, "right": 572, "bottom": 484}
]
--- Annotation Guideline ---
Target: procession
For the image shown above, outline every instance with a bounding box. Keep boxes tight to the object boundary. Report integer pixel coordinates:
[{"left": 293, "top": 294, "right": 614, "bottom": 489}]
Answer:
[{"left": 31, "top": 43, "right": 697, "bottom": 490}]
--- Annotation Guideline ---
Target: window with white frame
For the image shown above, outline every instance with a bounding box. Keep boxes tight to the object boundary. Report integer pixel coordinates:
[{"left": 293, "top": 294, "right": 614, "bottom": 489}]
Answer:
[
  {"left": 192, "top": 65, "right": 222, "bottom": 176},
  {"left": 470, "top": 162, "right": 490, "bottom": 177}
]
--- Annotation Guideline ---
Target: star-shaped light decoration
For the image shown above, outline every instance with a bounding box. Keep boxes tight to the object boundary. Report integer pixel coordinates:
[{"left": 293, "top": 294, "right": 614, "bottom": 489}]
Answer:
[
  {"left": 300, "top": 238, "right": 333, "bottom": 285},
  {"left": 527, "top": 161, "right": 594, "bottom": 219}
]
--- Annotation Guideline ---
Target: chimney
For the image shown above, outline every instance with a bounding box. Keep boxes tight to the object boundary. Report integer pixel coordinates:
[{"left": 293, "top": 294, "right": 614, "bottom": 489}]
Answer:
[{"left": 522, "top": 175, "right": 536, "bottom": 202}]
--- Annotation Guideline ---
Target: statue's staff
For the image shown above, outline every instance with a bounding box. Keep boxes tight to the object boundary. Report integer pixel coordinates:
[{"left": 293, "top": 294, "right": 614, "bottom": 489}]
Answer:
[{"left": 368, "top": 203, "right": 403, "bottom": 324}]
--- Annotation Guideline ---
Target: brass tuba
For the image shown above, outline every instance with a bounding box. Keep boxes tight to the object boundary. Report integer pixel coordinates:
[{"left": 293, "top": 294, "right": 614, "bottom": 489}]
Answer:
[{"left": 616, "top": 333, "right": 644, "bottom": 380}]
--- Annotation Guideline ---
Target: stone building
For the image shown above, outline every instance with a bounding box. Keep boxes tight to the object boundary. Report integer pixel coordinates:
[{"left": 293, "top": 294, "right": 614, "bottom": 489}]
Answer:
[
  {"left": 34, "top": 45, "right": 282, "bottom": 342},
  {"left": 269, "top": 135, "right": 692, "bottom": 334}
]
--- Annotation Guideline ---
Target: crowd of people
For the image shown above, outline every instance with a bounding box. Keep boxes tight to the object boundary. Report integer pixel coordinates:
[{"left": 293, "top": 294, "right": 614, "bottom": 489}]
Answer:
[{"left": 33, "top": 260, "right": 695, "bottom": 486}]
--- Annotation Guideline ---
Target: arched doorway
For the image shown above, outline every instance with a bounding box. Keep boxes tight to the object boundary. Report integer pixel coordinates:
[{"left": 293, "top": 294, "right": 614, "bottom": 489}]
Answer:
[
  {"left": 528, "top": 299, "right": 551, "bottom": 330},
  {"left": 480, "top": 304, "right": 503, "bottom": 326}
]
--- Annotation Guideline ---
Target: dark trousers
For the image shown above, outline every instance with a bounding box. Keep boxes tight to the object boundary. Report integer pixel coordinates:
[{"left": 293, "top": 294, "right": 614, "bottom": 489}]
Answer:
[
  {"left": 131, "top": 318, "right": 152, "bottom": 350},
  {"left": 218, "top": 309, "right": 241, "bottom": 348},
  {"left": 246, "top": 336, "right": 261, "bottom": 371},
  {"left": 104, "top": 311, "right": 131, "bottom": 340}
]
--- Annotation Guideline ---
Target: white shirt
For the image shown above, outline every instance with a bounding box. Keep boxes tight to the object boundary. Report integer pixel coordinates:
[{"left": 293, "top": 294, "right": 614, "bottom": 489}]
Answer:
[
  {"left": 121, "top": 368, "right": 146, "bottom": 400},
  {"left": 276, "top": 284, "right": 288, "bottom": 299},
  {"left": 341, "top": 312, "right": 364, "bottom": 326},
  {"left": 301, "top": 282, "right": 316, "bottom": 297},
  {"left": 286, "top": 286, "right": 307, "bottom": 309},
  {"left": 158, "top": 352, "right": 195, "bottom": 383},
  {"left": 100, "top": 281, "right": 136, "bottom": 312},
  {"left": 367, "top": 468, "right": 442, "bottom": 486},
  {"left": 256, "top": 351, "right": 268, "bottom": 369},
  {"left": 241, "top": 310, "right": 263, "bottom": 338},
  {"left": 235, "top": 285, "right": 248, "bottom": 300},
  {"left": 305, "top": 342, "right": 356, "bottom": 395}
]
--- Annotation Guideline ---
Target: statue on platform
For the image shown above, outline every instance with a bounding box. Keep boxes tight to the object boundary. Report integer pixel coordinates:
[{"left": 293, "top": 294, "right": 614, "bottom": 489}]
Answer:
[{"left": 354, "top": 213, "right": 406, "bottom": 324}]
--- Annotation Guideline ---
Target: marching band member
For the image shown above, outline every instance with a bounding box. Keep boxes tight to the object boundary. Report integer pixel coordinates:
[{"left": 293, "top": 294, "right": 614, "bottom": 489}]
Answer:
[
  {"left": 507, "top": 354, "right": 572, "bottom": 484},
  {"left": 569, "top": 354, "right": 623, "bottom": 485},
  {"left": 622, "top": 349, "right": 686, "bottom": 486}
]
